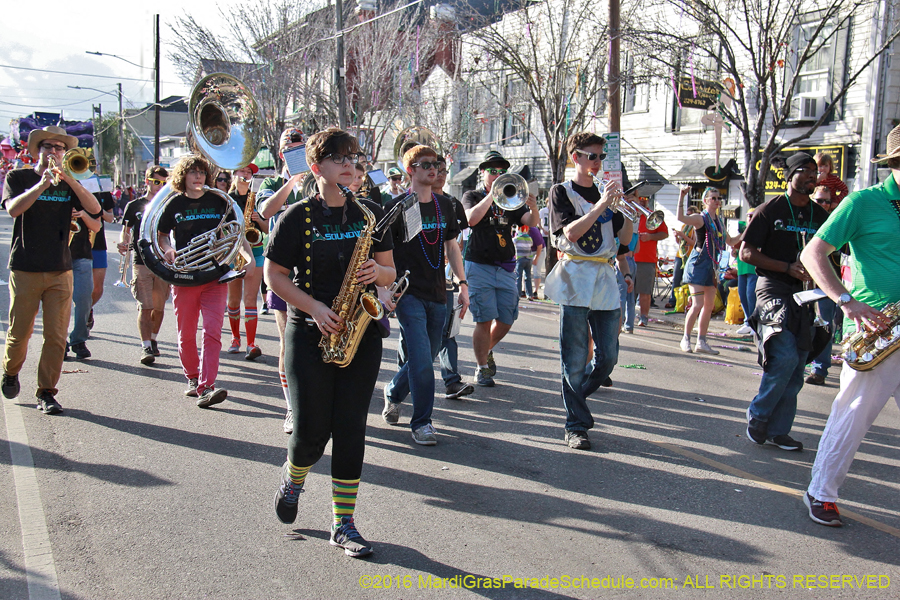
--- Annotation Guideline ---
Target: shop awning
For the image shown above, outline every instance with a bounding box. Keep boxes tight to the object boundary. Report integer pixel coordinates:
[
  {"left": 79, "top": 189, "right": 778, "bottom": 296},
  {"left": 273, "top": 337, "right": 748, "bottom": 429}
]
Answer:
[
  {"left": 670, "top": 159, "right": 710, "bottom": 183},
  {"left": 451, "top": 166, "right": 478, "bottom": 184},
  {"left": 509, "top": 164, "right": 531, "bottom": 180}
]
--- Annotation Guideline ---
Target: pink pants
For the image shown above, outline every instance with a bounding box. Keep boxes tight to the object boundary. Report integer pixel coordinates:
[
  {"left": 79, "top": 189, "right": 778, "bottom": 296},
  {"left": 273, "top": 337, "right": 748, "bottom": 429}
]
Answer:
[{"left": 172, "top": 281, "right": 227, "bottom": 393}]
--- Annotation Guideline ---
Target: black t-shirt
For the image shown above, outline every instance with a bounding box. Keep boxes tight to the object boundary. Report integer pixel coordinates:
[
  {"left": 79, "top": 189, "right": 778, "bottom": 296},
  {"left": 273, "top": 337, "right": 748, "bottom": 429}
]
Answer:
[
  {"left": 548, "top": 182, "right": 627, "bottom": 255},
  {"left": 2, "top": 167, "right": 83, "bottom": 272},
  {"left": 122, "top": 195, "right": 153, "bottom": 265},
  {"left": 461, "top": 188, "right": 528, "bottom": 265},
  {"left": 264, "top": 195, "right": 393, "bottom": 325},
  {"left": 157, "top": 191, "right": 236, "bottom": 251},
  {"left": 448, "top": 195, "right": 468, "bottom": 233},
  {"left": 69, "top": 214, "right": 95, "bottom": 261},
  {"left": 91, "top": 191, "right": 115, "bottom": 251},
  {"left": 231, "top": 191, "right": 249, "bottom": 213},
  {"left": 742, "top": 194, "right": 829, "bottom": 285},
  {"left": 386, "top": 191, "right": 460, "bottom": 303}
]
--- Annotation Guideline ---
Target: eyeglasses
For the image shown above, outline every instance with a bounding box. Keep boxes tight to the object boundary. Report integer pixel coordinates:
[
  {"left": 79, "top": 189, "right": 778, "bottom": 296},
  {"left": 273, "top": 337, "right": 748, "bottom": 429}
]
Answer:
[
  {"left": 485, "top": 168, "right": 507, "bottom": 175},
  {"left": 147, "top": 177, "right": 166, "bottom": 186},
  {"left": 40, "top": 143, "right": 67, "bottom": 152},
  {"left": 437, "top": 169, "right": 448, "bottom": 175},
  {"left": 575, "top": 149, "right": 607, "bottom": 161},
  {"left": 390, "top": 176, "right": 403, "bottom": 182},
  {"left": 411, "top": 161, "right": 439, "bottom": 170},
  {"left": 323, "top": 152, "right": 364, "bottom": 164}
]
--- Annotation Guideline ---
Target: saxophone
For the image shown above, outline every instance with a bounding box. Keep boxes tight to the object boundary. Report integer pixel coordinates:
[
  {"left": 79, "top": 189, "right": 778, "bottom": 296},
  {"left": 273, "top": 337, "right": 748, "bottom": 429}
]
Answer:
[
  {"left": 235, "top": 191, "right": 259, "bottom": 271},
  {"left": 841, "top": 301, "right": 900, "bottom": 371},
  {"left": 319, "top": 187, "right": 385, "bottom": 367}
]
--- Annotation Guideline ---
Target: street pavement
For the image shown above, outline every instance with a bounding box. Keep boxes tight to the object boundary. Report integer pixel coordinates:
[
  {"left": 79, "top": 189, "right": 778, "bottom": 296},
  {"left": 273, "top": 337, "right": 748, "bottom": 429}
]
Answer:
[{"left": 0, "top": 216, "right": 898, "bottom": 599}]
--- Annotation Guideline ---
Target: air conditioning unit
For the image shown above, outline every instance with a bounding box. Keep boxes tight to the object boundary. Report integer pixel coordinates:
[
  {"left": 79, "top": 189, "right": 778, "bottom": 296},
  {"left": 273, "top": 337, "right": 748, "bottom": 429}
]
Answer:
[{"left": 792, "top": 95, "right": 826, "bottom": 121}]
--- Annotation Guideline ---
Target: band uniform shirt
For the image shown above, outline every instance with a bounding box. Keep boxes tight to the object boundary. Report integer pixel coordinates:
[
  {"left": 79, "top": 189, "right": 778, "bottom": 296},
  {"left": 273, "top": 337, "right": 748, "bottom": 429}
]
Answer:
[
  {"left": 460, "top": 188, "right": 528, "bottom": 269},
  {"left": 544, "top": 181, "right": 625, "bottom": 310},
  {"left": 386, "top": 192, "right": 459, "bottom": 303},
  {"left": 264, "top": 195, "right": 392, "bottom": 326},
  {"left": 2, "top": 167, "right": 83, "bottom": 272},
  {"left": 816, "top": 173, "right": 900, "bottom": 336},
  {"left": 122, "top": 195, "right": 154, "bottom": 266},
  {"left": 157, "top": 191, "right": 236, "bottom": 252}
]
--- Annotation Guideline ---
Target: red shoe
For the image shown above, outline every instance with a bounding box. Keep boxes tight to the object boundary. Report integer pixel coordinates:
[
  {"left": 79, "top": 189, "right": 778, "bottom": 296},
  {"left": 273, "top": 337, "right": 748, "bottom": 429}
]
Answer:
[{"left": 227, "top": 339, "right": 241, "bottom": 354}]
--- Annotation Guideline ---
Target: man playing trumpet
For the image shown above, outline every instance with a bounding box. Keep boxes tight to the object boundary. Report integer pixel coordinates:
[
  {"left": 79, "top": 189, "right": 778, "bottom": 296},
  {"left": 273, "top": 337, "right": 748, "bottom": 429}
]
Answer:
[{"left": 0, "top": 126, "right": 102, "bottom": 414}]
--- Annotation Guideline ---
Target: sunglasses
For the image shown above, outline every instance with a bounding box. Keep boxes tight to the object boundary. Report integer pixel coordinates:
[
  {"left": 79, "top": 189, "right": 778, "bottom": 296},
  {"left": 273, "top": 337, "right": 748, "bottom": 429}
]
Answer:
[
  {"left": 411, "top": 161, "right": 440, "bottom": 170},
  {"left": 216, "top": 176, "right": 231, "bottom": 182},
  {"left": 485, "top": 168, "right": 507, "bottom": 175},
  {"left": 575, "top": 149, "right": 607, "bottom": 161},
  {"left": 390, "top": 176, "right": 403, "bottom": 182},
  {"left": 815, "top": 197, "right": 833, "bottom": 204},
  {"left": 323, "top": 152, "right": 365, "bottom": 164},
  {"left": 147, "top": 177, "right": 166, "bottom": 186}
]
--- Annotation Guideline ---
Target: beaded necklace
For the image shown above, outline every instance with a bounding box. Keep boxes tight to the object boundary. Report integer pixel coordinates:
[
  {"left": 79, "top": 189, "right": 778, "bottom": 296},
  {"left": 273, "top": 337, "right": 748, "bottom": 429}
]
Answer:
[
  {"left": 702, "top": 209, "right": 725, "bottom": 264},
  {"left": 417, "top": 193, "right": 444, "bottom": 269}
]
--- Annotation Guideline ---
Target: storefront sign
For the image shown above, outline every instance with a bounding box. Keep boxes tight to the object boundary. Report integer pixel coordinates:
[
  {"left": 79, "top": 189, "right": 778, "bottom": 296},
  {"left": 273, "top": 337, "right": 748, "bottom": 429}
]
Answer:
[
  {"left": 678, "top": 77, "right": 721, "bottom": 111},
  {"left": 762, "top": 145, "right": 845, "bottom": 199}
]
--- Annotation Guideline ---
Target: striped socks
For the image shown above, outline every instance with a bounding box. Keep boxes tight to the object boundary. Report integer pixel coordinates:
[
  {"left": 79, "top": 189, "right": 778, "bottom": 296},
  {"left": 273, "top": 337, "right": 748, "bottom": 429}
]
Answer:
[
  {"left": 227, "top": 305, "right": 241, "bottom": 339},
  {"left": 244, "top": 306, "right": 258, "bottom": 347},
  {"left": 280, "top": 370, "right": 291, "bottom": 408},
  {"left": 288, "top": 461, "right": 311, "bottom": 487},
  {"left": 332, "top": 478, "right": 360, "bottom": 524}
]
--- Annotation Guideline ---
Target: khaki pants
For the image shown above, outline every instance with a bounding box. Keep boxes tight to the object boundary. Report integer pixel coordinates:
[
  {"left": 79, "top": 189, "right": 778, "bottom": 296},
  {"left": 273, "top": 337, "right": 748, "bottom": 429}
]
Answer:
[{"left": 3, "top": 270, "right": 74, "bottom": 396}]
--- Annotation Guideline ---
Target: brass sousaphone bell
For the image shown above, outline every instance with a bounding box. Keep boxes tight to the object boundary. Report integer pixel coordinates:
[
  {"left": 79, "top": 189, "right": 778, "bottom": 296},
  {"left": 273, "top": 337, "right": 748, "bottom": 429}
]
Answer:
[{"left": 139, "top": 73, "right": 263, "bottom": 286}]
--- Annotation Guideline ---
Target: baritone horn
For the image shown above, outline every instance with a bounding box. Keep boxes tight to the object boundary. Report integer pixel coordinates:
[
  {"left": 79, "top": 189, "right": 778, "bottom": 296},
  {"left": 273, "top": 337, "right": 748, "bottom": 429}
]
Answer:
[
  {"left": 138, "top": 73, "right": 262, "bottom": 286},
  {"left": 490, "top": 172, "right": 528, "bottom": 211}
]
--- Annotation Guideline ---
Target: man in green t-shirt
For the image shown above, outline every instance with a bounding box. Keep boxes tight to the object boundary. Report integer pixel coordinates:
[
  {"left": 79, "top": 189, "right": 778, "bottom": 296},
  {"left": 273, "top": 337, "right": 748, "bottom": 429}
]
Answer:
[{"left": 799, "top": 123, "right": 900, "bottom": 528}]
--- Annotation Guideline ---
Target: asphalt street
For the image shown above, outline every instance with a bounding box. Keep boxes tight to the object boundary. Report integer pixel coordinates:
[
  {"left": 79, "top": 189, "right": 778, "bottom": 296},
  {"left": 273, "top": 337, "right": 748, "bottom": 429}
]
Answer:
[{"left": 0, "top": 216, "right": 898, "bottom": 599}]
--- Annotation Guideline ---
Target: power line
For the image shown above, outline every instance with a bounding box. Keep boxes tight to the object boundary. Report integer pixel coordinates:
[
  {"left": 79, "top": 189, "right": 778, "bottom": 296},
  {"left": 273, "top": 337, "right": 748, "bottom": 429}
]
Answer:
[
  {"left": 0, "top": 93, "right": 109, "bottom": 108},
  {"left": 0, "top": 63, "right": 182, "bottom": 85}
]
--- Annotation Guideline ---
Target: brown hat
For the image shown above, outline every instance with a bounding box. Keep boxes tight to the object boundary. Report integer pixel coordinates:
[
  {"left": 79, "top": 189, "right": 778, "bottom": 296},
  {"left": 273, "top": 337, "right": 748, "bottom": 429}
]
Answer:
[
  {"left": 871, "top": 123, "right": 900, "bottom": 163},
  {"left": 27, "top": 126, "right": 78, "bottom": 158}
]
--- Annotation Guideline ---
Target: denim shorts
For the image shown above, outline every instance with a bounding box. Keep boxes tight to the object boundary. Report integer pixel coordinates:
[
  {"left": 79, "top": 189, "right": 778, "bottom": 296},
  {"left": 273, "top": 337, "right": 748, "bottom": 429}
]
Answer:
[
  {"left": 465, "top": 261, "right": 519, "bottom": 324},
  {"left": 683, "top": 248, "right": 716, "bottom": 287}
]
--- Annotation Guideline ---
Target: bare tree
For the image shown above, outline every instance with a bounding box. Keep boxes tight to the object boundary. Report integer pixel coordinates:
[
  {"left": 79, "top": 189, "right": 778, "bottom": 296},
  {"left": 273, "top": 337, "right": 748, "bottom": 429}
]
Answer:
[
  {"left": 454, "top": 0, "right": 611, "bottom": 182},
  {"left": 640, "top": 0, "right": 900, "bottom": 206}
]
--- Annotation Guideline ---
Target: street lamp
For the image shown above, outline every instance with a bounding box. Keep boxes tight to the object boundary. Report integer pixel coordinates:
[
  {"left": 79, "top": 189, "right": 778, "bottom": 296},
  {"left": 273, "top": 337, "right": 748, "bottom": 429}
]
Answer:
[{"left": 69, "top": 85, "right": 125, "bottom": 186}]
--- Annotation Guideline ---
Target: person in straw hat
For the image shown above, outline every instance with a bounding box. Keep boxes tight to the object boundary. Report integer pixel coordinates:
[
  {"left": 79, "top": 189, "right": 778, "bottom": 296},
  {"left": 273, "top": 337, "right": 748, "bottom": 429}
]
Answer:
[
  {"left": 0, "top": 126, "right": 102, "bottom": 414},
  {"left": 799, "top": 123, "right": 900, "bottom": 527}
]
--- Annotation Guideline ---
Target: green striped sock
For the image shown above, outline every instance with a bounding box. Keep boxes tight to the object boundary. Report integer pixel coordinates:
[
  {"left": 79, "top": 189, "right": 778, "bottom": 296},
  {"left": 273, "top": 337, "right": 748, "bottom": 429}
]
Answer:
[
  {"left": 332, "top": 478, "right": 360, "bottom": 524},
  {"left": 288, "top": 462, "right": 311, "bottom": 487}
]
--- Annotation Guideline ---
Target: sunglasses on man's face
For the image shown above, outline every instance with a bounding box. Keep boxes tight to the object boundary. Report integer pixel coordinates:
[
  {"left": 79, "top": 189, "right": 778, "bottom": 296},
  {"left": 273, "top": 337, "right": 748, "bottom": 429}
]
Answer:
[
  {"left": 411, "top": 161, "right": 439, "bottom": 170},
  {"left": 485, "top": 168, "right": 507, "bottom": 175},
  {"left": 575, "top": 148, "right": 607, "bottom": 162},
  {"left": 147, "top": 177, "right": 166, "bottom": 186},
  {"left": 815, "top": 197, "right": 833, "bottom": 205},
  {"left": 390, "top": 176, "right": 403, "bottom": 182}
]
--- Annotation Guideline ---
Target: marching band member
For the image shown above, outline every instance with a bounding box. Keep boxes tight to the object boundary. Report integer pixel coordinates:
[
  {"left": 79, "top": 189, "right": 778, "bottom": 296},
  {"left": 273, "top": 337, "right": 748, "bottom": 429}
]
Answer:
[
  {"left": 1, "top": 126, "right": 102, "bottom": 414},
  {"left": 226, "top": 163, "right": 268, "bottom": 360},
  {"left": 156, "top": 155, "right": 255, "bottom": 408},
  {"left": 266, "top": 128, "right": 395, "bottom": 557},
  {"left": 800, "top": 124, "right": 900, "bottom": 527},
  {"left": 544, "top": 132, "right": 632, "bottom": 450}
]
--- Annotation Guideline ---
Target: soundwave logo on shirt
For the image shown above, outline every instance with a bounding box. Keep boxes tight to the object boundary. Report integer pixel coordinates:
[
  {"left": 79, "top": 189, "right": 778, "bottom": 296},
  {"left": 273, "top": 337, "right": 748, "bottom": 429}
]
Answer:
[
  {"left": 38, "top": 190, "right": 70, "bottom": 203},
  {"left": 421, "top": 215, "right": 446, "bottom": 231},
  {"left": 175, "top": 208, "right": 223, "bottom": 223},
  {"left": 316, "top": 220, "right": 366, "bottom": 241}
]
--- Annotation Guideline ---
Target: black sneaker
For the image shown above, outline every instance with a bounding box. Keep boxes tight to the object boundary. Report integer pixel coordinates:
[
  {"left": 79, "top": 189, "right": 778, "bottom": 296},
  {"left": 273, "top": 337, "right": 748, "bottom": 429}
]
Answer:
[
  {"left": 184, "top": 378, "right": 199, "bottom": 398},
  {"left": 601, "top": 376, "right": 613, "bottom": 388},
  {"left": 804, "top": 492, "right": 843, "bottom": 527},
  {"left": 196, "top": 388, "right": 227, "bottom": 408},
  {"left": 746, "top": 408, "right": 767, "bottom": 444},
  {"left": 86, "top": 309, "right": 94, "bottom": 331},
  {"left": 445, "top": 381, "right": 474, "bottom": 399},
  {"left": 274, "top": 461, "right": 304, "bottom": 524},
  {"left": 565, "top": 430, "right": 591, "bottom": 450},
  {"left": 261, "top": 302, "right": 270, "bottom": 315},
  {"left": 766, "top": 434, "right": 803, "bottom": 451},
  {"left": 330, "top": 516, "right": 373, "bottom": 558},
  {"left": 486, "top": 350, "right": 497, "bottom": 377},
  {"left": 151, "top": 340, "right": 160, "bottom": 357},
  {"left": 140, "top": 346, "right": 155, "bottom": 365},
  {"left": 1, "top": 373, "right": 20, "bottom": 399},
  {"left": 71, "top": 342, "right": 91, "bottom": 360},
  {"left": 36, "top": 392, "right": 62, "bottom": 415}
]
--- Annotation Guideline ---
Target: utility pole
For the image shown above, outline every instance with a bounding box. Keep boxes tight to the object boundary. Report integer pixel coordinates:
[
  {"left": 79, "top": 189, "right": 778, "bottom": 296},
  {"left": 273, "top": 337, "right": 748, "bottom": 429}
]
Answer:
[
  {"left": 93, "top": 104, "right": 103, "bottom": 175},
  {"left": 334, "top": 0, "right": 348, "bottom": 128},
  {"left": 608, "top": 0, "right": 620, "bottom": 135},
  {"left": 154, "top": 14, "right": 161, "bottom": 164},
  {"left": 118, "top": 83, "right": 125, "bottom": 186}
]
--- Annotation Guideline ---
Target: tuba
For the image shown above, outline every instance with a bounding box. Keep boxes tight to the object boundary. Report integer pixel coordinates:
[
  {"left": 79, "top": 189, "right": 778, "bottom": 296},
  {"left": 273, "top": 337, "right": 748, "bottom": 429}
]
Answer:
[
  {"left": 138, "top": 73, "right": 262, "bottom": 286},
  {"left": 490, "top": 172, "right": 528, "bottom": 211}
]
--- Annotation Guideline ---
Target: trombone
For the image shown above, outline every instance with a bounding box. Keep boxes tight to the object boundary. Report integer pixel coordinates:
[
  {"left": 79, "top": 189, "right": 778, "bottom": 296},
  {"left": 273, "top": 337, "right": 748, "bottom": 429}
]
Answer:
[{"left": 490, "top": 172, "right": 528, "bottom": 211}]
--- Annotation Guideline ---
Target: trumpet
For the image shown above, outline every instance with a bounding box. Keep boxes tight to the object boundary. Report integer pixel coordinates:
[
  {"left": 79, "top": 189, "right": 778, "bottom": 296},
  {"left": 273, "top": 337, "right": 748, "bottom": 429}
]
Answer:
[
  {"left": 591, "top": 174, "right": 664, "bottom": 229},
  {"left": 69, "top": 217, "right": 81, "bottom": 244},
  {"left": 48, "top": 148, "right": 96, "bottom": 186},
  {"left": 384, "top": 270, "right": 410, "bottom": 318},
  {"left": 115, "top": 247, "right": 132, "bottom": 288}
]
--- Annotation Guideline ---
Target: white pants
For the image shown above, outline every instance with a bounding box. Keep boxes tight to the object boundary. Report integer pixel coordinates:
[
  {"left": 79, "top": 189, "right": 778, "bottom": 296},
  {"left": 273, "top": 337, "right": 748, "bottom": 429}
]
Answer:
[{"left": 808, "top": 350, "right": 900, "bottom": 502}]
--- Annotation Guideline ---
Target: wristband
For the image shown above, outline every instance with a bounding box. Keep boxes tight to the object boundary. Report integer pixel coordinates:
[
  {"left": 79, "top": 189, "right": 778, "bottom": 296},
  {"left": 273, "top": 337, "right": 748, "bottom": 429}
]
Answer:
[
  {"left": 458, "top": 280, "right": 468, "bottom": 286},
  {"left": 624, "top": 273, "right": 633, "bottom": 280}
]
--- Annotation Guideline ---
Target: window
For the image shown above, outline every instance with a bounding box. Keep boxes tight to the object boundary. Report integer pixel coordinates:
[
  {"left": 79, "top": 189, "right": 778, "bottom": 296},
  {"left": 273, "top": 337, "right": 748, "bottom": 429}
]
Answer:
[
  {"left": 622, "top": 53, "right": 649, "bottom": 113},
  {"left": 795, "top": 21, "right": 836, "bottom": 97},
  {"left": 787, "top": 17, "right": 849, "bottom": 121},
  {"left": 504, "top": 77, "right": 530, "bottom": 145}
]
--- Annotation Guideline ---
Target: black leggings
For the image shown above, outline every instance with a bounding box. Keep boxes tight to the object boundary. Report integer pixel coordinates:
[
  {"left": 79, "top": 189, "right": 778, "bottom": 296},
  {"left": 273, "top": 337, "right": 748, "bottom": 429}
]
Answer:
[{"left": 284, "top": 320, "right": 382, "bottom": 480}]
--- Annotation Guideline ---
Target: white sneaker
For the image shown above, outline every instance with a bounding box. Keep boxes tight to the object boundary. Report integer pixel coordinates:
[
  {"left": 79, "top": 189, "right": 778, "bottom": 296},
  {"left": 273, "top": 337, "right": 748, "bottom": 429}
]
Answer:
[
  {"left": 679, "top": 337, "right": 692, "bottom": 353},
  {"left": 412, "top": 423, "right": 437, "bottom": 446},
  {"left": 694, "top": 338, "right": 720, "bottom": 355},
  {"left": 283, "top": 409, "right": 293, "bottom": 434},
  {"left": 382, "top": 388, "right": 401, "bottom": 425},
  {"left": 736, "top": 324, "right": 753, "bottom": 335}
]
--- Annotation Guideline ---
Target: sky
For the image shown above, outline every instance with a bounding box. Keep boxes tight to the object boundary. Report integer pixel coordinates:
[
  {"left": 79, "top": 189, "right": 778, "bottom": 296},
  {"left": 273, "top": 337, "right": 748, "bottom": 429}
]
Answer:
[{"left": 0, "top": 0, "right": 230, "bottom": 129}]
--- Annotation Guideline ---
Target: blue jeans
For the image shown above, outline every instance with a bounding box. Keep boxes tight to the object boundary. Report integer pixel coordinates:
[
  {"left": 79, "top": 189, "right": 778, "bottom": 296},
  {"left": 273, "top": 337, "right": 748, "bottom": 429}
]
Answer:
[
  {"left": 559, "top": 305, "right": 621, "bottom": 432},
  {"left": 438, "top": 289, "right": 460, "bottom": 386},
  {"left": 809, "top": 298, "right": 836, "bottom": 377},
  {"left": 69, "top": 258, "right": 94, "bottom": 345},
  {"left": 620, "top": 255, "right": 636, "bottom": 330},
  {"left": 738, "top": 273, "right": 758, "bottom": 325},
  {"left": 516, "top": 256, "right": 533, "bottom": 297},
  {"left": 748, "top": 328, "right": 806, "bottom": 437},
  {"left": 385, "top": 294, "right": 447, "bottom": 431}
]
